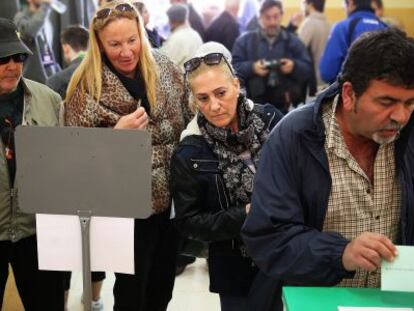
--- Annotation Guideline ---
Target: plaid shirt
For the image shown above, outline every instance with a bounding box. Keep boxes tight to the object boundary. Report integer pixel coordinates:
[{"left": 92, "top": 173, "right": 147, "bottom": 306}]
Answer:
[{"left": 322, "top": 96, "right": 401, "bottom": 288}]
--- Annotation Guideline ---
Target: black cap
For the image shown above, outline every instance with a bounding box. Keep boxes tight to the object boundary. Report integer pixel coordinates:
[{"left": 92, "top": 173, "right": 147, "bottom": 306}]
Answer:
[{"left": 0, "top": 18, "right": 32, "bottom": 58}]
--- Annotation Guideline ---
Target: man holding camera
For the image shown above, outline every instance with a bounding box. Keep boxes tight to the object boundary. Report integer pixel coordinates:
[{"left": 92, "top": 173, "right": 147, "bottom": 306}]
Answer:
[{"left": 232, "top": 0, "right": 312, "bottom": 113}]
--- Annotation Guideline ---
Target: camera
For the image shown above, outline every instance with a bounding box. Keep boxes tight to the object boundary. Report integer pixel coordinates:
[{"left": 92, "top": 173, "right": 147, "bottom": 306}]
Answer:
[
  {"left": 263, "top": 59, "right": 281, "bottom": 70},
  {"left": 263, "top": 59, "right": 282, "bottom": 88}
]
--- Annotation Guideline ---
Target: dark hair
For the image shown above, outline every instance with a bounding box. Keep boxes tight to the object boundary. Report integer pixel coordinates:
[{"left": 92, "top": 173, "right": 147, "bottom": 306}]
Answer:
[
  {"left": 338, "top": 28, "right": 414, "bottom": 98},
  {"left": 61, "top": 25, "right": 89, "bottom": 52},
  {"left": 306, "top": 0, "right": 325, "bottom": 12},
  {"left": 371, "top": 0, "right": 383, "bottom": 9},
  {"left": 352, "top": 0, "right": 373, "bottom": 11},
  {"left": 133, "top": 1, "right": 145, "bottom": 14},
  {"left": 259, "top": 0, "right": 283, "bottom": 15}
]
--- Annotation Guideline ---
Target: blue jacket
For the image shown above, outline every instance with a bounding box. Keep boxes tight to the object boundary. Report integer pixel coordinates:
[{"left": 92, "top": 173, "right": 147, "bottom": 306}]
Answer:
[
  {"left": 320, "top": 10, "right": 387, "bottom": 84},
  {"left": 232, "top": 28, "right": 311, "bottom": 84},
  {"left": 241, "top": 83, "right": 414, "bottom": 308},
  {"left": 232, "top": 28, "right": 312, "bottom": 110}
]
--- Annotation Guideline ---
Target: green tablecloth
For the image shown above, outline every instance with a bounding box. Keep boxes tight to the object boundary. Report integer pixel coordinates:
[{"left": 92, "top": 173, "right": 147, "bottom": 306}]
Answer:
[{"left": 283, "top": 287, "right": 414, "bottom": 311}]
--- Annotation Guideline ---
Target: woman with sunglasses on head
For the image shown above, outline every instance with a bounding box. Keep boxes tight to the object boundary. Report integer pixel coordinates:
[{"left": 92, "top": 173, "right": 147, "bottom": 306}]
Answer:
[
  {"left": 64, "top": 1, "right": 191, "bottom": 310},
  {"left": 171, "top": 42, "right": 283, "bottom": 311}
]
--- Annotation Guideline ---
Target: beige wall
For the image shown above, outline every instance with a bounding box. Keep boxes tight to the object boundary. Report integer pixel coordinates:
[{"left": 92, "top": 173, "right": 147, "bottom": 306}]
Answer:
[{"left": 281, "top": 0, "right": 414, "bottom": 37}]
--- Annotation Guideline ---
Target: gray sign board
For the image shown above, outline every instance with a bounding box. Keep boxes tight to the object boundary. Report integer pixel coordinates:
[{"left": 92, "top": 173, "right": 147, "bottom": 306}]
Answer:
[{"left": 15, "top": 126, "right": 152, "bottom": 219}]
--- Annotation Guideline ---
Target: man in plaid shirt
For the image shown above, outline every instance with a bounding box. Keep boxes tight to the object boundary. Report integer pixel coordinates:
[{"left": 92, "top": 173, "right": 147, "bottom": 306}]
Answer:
[{"left": 242, "top": 28, "right": 414, "bottom": 310}]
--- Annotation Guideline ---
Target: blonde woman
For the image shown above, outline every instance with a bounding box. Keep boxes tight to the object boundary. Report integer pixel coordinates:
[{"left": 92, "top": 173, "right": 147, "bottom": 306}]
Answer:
[{"left": 65, "top": 1, "right": 191, "bottom": 310}]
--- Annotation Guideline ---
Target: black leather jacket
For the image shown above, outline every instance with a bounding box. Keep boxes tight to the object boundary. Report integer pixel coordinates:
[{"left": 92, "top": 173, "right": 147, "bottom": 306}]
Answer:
[
  {"left": 171, "top": 103, "right": 281, "bottom": 295},
  {"left": 171, "top": 103, "right": 282, "bottom": 253}
]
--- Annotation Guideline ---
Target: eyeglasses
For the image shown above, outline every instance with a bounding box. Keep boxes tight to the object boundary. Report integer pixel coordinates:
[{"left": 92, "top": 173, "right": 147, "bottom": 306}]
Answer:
[
  {"left": 184, "top": 53, "right": 234, "bottom": 75},
  {"left": 95, "top": 3, "right": 136, "bottom": 20},
  {"left": 0, "top": 54, "right": 28, "bottom": 65}
]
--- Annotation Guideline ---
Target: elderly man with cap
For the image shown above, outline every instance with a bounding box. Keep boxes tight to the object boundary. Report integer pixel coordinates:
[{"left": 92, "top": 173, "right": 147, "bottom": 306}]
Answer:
[
  {"left": 161, "top": 3, "right": 203, "bottom": 70},
  {"left": 0, "top": 18, "right": 64, "bottom": 310}
]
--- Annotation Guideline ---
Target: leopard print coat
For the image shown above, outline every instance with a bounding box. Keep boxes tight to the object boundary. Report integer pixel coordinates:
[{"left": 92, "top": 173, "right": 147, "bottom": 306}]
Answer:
[{"left": 65, "top": 51, "right": 191, "bottom": 214}]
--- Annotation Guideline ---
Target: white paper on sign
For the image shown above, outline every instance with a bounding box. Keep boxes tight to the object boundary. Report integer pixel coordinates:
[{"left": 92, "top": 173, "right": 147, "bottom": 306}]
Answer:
[
  {"left": 36, "top": 214, "right": 134, "bottom": 274},
  {"left": 338, "top": 307, "right": 413, "bottom": 311}
]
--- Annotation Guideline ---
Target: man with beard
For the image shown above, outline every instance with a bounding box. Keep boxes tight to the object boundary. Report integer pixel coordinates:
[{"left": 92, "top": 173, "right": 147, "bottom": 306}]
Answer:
[
  {"left": 232, "top": 0, "right": 312, "bottom": 113},
  {"left": 242, "top": 28, "right": 414, "bottom": 310}
]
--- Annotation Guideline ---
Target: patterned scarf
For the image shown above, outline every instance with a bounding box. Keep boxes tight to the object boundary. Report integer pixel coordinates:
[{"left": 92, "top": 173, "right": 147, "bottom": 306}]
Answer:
[{"left": 198, "top": 95, "right": 269, "bottom": 206}]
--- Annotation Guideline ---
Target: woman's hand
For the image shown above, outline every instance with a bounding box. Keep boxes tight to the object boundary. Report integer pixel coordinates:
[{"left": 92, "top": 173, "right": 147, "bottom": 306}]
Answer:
[
  {"left": 114, "top": 107, "right": 149, "bottom": 130},
  {"left": 245, "top": 203, "right": 251, "bottom": 214}
]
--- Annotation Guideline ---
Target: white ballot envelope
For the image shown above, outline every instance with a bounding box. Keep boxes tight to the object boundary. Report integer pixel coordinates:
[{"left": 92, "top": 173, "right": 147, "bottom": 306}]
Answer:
[{"left": 382, "top": 246, "right": 414, "bottom": 292}]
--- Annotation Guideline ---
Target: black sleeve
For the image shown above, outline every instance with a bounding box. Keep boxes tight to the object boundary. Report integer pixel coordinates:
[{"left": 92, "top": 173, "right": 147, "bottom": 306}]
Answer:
[{"left": 171, "top": 146, "right": 247, "bottom": 242}]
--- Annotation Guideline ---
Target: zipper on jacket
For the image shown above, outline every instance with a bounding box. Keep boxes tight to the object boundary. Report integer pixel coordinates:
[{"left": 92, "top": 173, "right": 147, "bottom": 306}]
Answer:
[
  {"left": 10, "top": 187, "right": 16, "bottom": 199},
  {"left": 10, "top": 187, "right": 16, "bottom": 214},
  {"left": 9, "top": 187, "right": 17, "bottom": 241},
  {"left": 266, "top": 111, "right": 276, "bottom": 131},
  {"left": 215, "top": 175, "right": 229, "bottom": 210},
  {"left": 216, "top": 176, "right": 239, "bottom": 253},
  {"left": 216, "top": 175, "right": 225, "bottom": 211},
  {"left": 191, "top": 158, "right": 219, "bottom": 163}
]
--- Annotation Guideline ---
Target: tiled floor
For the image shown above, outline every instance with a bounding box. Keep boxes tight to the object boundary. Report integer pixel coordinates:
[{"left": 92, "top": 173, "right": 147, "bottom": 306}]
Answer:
[{"left": 3, "top": 259, "right": 220, "bottom": 311}]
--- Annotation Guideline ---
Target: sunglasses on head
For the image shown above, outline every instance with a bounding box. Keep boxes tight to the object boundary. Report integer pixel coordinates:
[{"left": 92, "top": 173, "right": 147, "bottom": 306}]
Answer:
[
  {"left": 95, "top": 2, "right": 136, "bottom": 20},
  {"left": 184, "top": 53, "right": 234, "bottom": 75},
  {"left": 0, "top": 54, "right": 28, "bottom": 65}
]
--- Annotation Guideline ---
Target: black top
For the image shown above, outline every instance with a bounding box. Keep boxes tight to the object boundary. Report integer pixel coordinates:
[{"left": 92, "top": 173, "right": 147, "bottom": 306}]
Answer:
[
  {"left": 0, "top": 82, "right": 24, "bottom": 185},
  {"left": 146, "top": 27, "right": 164, "bottom": 48},
  {"left": 103, "top": 55, "right": 150, "bottom": 113},
  {"left": 205, "top": 11, "right": 240, "bottom": 52},
  {"left": 188, "top": 4, "right": 205, "bottom": 41},
  {"left": 46, "top": 56, "right": 83, "bottom": 99}
]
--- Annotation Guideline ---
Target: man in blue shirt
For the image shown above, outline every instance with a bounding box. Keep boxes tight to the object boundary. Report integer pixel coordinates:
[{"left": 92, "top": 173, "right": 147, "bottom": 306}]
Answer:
[{"left": 319, "top": 0, "right": 386, "bottom": 84}]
